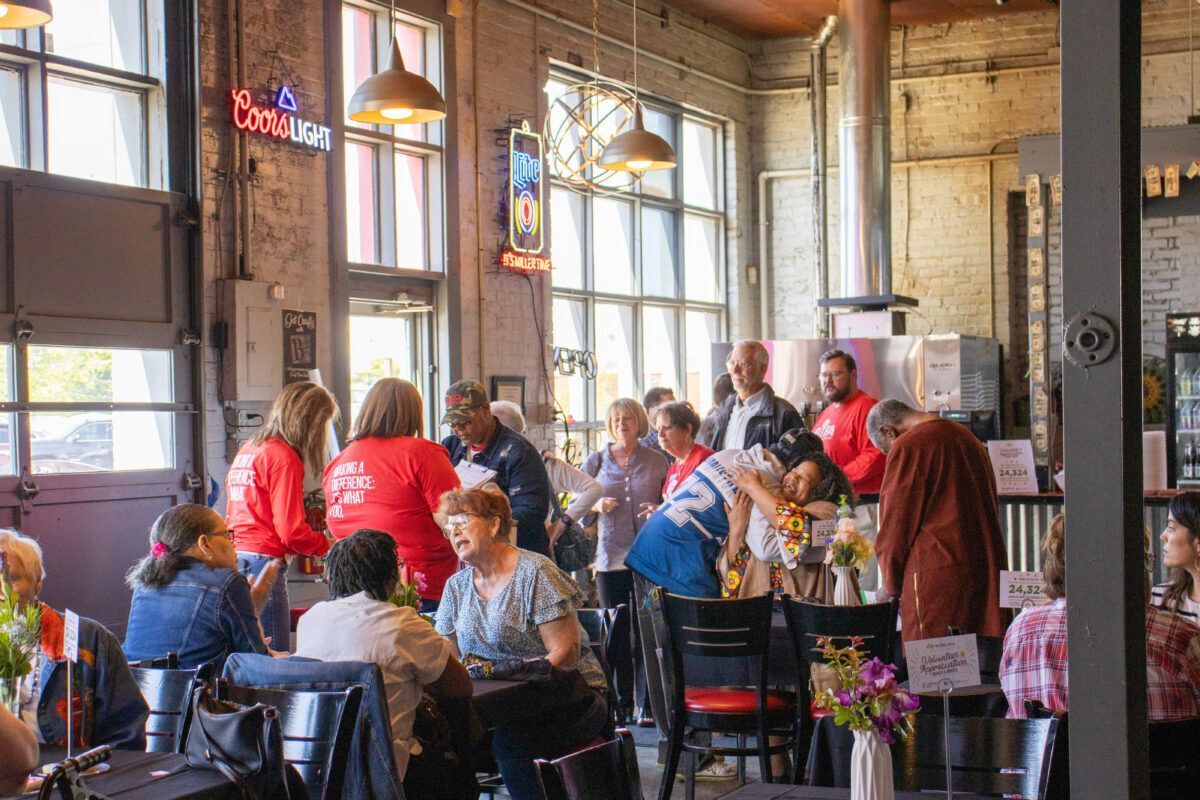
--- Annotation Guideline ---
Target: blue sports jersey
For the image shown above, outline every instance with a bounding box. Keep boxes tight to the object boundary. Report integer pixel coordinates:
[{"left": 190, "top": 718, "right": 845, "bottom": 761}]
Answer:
[{"left": 625, "top": 448, "right": 772, "bottom": 598}]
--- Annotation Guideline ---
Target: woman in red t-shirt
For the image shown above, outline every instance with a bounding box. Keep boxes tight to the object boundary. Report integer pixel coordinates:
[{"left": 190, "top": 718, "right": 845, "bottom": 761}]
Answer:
[
  {"left": 655, "top": 401, "right": 715, "bottom": 499},
  {"left": 323, "top": 378, "right": 461, "bottom": 611},
  {"left": 226, "top": 381, "right": 339, "bottom": 649}
]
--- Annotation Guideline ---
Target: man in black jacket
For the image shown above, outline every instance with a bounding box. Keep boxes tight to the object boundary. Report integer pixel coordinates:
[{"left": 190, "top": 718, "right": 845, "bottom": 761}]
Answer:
[
  {"left": 698, "top": 339, "right": 804, "bottom": 451},
  {"left": 440, "top": 380, "right": 552, "bottom": 556}
]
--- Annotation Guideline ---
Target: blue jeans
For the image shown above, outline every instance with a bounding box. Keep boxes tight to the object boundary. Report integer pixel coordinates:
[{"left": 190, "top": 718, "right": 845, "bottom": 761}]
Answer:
[{"left": 238, "top": 552, "right": 290, "bottom": 651}]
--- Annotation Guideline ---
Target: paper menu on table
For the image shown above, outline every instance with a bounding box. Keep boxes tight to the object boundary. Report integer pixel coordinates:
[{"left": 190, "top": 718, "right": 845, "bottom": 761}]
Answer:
[
  {"left": 455, "top": 461, "right": 498, "bottom": 488},
  {"left": 999, "top": 570, "right": 1051, "bottom": 609},
  {"left": 906, "top": 633, "right": 981, "bottom": 693}
]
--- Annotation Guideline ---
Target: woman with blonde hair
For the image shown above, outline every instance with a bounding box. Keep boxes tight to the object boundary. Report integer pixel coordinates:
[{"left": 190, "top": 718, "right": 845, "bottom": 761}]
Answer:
[
  {"left": 226, "top": 380, "right": 339, "bottom": 647},
  {"left": 323, "top": 378, "right": 460, "bottom": 610}
]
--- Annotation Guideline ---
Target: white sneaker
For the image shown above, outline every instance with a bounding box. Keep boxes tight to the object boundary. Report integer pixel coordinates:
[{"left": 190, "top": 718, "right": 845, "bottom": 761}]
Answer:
[{"left": 692, "top": 758, "right": 739, "bottom": 781}]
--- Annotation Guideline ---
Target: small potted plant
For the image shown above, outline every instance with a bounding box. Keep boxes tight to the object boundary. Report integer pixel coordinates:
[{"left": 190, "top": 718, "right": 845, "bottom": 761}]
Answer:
[
  {"left": 825, "top": 496, "right": 874, "bottom": 606},
  {"left": 812, "top": 637, "right": 919, "bottom": 800}
]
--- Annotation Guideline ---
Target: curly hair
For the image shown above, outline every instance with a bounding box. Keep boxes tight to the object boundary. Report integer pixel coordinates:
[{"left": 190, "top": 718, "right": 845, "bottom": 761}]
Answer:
[
  {"left": 439, "top": 483, "right": 513, "bottom": 542},
  {"left": 797, "top": 451, "right": 854, "bottom": 506},
  {"left": 324, "top": 529, "right": 399, "bottom": 602}
]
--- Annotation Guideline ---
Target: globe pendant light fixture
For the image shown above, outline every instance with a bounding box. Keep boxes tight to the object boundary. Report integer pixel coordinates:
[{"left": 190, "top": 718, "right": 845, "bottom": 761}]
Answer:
[
  {"left": 599, "top": 0, "right": 675, "bottom": 174},
  {"left": 347, "top": 0, "right": 446, "bottom": 125},
  {"left": 0, "top": 0, "right": 52, "bottom": 29}
]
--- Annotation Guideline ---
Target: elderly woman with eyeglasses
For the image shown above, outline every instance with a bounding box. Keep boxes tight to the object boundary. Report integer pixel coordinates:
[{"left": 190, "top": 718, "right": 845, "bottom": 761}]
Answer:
[{"left": 434, "top": 484, "right": 607, "bottom": 800}]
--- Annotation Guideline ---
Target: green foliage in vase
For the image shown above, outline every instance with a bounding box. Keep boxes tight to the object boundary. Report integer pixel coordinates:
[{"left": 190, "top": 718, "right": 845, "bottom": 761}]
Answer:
[{"left": 0, "top": 577, "right": 40, "bottom": 684}]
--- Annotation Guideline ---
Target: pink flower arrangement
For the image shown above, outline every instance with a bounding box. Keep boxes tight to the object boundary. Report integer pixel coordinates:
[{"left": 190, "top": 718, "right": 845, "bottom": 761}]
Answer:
[
  {"left": 388, "top": 561, "right": 429, "bottom": 611},
  {"left": 812, "top": 636, "right": 919, "bottom": 744}
]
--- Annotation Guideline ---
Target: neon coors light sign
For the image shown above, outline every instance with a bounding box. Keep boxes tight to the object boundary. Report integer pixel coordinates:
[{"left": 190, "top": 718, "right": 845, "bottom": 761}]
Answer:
[{"left": 231, "top": 85, "right": 332, "bottom": 153}]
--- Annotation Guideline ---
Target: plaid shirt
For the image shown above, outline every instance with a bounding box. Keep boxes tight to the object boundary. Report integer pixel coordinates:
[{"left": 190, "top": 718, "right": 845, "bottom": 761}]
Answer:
[{"left": 1001, "top": 598, "right": 1200, "bottom": 721}]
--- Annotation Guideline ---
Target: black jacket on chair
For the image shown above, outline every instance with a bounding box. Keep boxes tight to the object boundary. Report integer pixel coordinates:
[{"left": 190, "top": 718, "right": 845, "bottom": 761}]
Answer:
[{"left": 696, "top": 384, "right": 804, "bottom": 452}]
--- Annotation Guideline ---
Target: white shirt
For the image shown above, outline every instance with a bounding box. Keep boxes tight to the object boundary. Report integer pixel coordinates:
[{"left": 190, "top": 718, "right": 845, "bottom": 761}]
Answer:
[
  {"left": 542, "top": 455, "right": 603, "bottom": 521},
  {"left": 722, "top": 387, "right": 768, "bottom": 450},
  {"left": 294, "top": 592, "right": 451, "bottom": 778}
]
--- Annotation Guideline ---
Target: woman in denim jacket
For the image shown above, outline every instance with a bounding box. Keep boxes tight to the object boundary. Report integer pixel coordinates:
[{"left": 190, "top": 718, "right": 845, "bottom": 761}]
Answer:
[
  {"left": 1, "top": 530, "right": 148, "bottom": 749},
  {"left": 123, "top": 504, "right": 278, "bottom": 671}
]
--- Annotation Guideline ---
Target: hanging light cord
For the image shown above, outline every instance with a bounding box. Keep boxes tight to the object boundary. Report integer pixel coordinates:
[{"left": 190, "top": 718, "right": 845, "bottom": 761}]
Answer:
[
  {"left": 592, "top": 0, "right": 600, "bottom": 78},
  {"left": 631, "top": 0, "right": 638, "bottom": 106}
]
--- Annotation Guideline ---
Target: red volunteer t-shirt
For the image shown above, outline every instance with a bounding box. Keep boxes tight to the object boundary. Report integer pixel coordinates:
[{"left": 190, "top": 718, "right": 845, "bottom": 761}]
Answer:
[
  {"left": 322, "top": 436, "right": 462, "bottom": 599},
  {"left": 812, "top": 390, "right": 886, "bottom": 494},
  {"left": 225, "top": 437, "right": 331, "bottom": 559},
  {"left": 663, "top": 444, "right": 716, "bottom": 499}
]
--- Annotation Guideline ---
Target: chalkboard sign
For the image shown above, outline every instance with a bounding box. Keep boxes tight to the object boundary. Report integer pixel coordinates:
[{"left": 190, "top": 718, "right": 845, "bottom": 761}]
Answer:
[{"left": 283, "top": 309, "right": 317, "bottom": 384}]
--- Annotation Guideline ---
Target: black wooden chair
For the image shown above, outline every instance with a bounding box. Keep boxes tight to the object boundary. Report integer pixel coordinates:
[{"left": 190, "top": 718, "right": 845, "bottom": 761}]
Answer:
[
  {"left": 577, "top": 605, "right": 629, "bottom": 725},
  {"left": 129, "top": 652, "right": 180, "bottom": 669},
  {"left": 534, "top": 728, "right": 642, "bottom": 800},
  {"left": 218, "top": 680, "right": 363, "bottom": 800},
  {"left": 658, "top": 591, "right": 796, "bottom": 800},
  {"left": 129, "top": 661, "right": 213, "bottom": 753},
  {"left": 1026, "top": 701, "right": 1200, "bottom": 799},
  {"left": 807, "top": 714, "right": 1060, "bottom": 798},
  {"left": 780, "top": 596, "right": 898, "bottom": 750}
]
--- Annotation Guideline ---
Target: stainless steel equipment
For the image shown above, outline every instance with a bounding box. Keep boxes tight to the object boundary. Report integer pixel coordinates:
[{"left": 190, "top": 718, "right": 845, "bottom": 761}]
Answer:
[{"left": 713, "top": 335, "right": 1001, "bottom": 432}]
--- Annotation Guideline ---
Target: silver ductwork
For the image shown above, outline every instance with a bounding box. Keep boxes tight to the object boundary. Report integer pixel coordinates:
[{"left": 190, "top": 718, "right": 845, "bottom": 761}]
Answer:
[
  {"left": 838, "top": 0, "right": 891, "bottom": 298},
  {"left": 810, "top": 15, "right": 836, "bottom": 336}
]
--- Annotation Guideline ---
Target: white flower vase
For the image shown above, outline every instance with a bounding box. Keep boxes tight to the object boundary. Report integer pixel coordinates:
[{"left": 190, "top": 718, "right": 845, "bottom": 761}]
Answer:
[
  {"left": 833, "top": 565, "right": 861, "bottom": 607},
  {"left": 851, "top": 729, "right": 895, "bottom": 800}
]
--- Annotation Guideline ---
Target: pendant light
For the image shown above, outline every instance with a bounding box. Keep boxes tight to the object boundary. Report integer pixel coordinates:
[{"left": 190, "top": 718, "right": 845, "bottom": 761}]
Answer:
[
  {"left": 0, "top": 0, "right": 52, "bottom": 29},
  {"left": 599, "top": 0, "right": 676, "bottom": 174},
  {"left": 347, "top": 0, "right": 446, "bottom": 125}
]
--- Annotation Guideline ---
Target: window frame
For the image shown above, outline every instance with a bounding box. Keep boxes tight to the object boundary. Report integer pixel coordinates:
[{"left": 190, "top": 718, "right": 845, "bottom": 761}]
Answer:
[
  {"left": 0, "top": 0, "right": 166, "bottom": 189},
  {"left": 339, "top": 0, "right": 446, "bottom": 274},
  {"left": 548, "top": 70, "right": 727, "bottom": 435}
]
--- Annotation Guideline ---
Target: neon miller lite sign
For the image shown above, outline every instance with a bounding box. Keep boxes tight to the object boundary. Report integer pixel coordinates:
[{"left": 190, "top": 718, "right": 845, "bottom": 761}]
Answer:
[{"left": 231, "top": 86, "right": 332, "bottom": 153}]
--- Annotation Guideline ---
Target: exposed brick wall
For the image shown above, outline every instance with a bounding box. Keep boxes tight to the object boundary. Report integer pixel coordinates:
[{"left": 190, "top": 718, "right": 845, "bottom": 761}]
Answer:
[
  {"left": 199, "top": 0, "right": 334, "bottom": 492},
  {"left": 748, "top": 0, "right": 1200, "bottom": 423}
]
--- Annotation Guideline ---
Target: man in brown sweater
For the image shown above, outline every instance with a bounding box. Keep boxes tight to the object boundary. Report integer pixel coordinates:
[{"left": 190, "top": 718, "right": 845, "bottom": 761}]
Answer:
[{"left": 866, "top": 399, "right": 1008, "bottom": 646}]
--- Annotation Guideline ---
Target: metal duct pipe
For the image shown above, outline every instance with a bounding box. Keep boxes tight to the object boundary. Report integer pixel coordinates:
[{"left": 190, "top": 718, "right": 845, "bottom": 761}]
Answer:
[
  {"left": 838, "top": 0, "right": 891, "bottom": 298},
  {"left": 810, "top": 15, "right": 836, "bottom": 337}
]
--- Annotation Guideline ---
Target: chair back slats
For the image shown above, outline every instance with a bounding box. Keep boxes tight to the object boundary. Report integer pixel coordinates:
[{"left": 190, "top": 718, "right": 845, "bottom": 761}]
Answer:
[
  {"left": 663, "top": 592, "right": 773, "bottom": 660},
  {"left": 535, "top": 728, "right": 643, "bottom": 800},
  {"left": 130, "top": 663, "right": 211, "bottom": 754},
  {"left": 893, "top": 716, "right": 1058, "bottom": 800},
  {"left": 781, "top": 596, "right": 898, "bottom": 668},
  {"left": 218, "top": 681, "right": 364, "bottom": 800}
]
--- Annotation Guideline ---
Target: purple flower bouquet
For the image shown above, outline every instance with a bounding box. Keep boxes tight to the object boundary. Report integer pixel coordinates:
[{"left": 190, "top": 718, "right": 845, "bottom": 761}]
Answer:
[{"left": 811, "top": 636, "right": 919, "bottom": 744}]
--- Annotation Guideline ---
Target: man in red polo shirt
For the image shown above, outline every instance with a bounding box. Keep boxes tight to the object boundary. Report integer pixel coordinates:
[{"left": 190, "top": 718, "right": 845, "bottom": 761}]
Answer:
[{"left": 811, "top": 349, "right": 885, "bottom": 495}]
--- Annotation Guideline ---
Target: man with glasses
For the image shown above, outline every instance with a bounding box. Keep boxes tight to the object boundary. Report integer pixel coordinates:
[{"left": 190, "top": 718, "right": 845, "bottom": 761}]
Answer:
[
  {"left": 698, "top": 339, "right": 803, "bottom": 452},
  {"left": 439, "top": 380, "right": 552, "bottom": 557},
  {"left": 811, "top": 349, "right": 886, "bottom": 495}
]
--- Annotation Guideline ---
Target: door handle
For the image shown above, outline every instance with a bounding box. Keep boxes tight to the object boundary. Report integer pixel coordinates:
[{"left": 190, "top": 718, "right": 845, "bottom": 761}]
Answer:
[{"left": 16, "top": 468, "right": 38, "bottom": 515}]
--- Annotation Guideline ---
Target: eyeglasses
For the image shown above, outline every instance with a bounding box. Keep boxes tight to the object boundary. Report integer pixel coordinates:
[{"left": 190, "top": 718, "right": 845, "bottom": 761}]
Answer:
[
  {"left": 726, "top": 359, "right": 758, "bottom": 372},
  {"left": 818, "top": 370, "right": 848, "bottom": 380},
  {"left": 209, "top": 528, "right": 232, "bottom": 539},
  {"left": 441, "top": 514, "right": 476, "bottom": 537}
]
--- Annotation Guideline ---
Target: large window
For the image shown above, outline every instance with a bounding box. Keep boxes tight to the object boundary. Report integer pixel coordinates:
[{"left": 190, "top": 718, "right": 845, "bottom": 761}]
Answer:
[
  {"left": 548, "top": 76, "right": 726, "bottom": 442},
  {"left": 0, "top": 0, "right": 165, "bottom": 188},
  {"left": 341, "top": 1, "right": 445, "bottom": 271}
]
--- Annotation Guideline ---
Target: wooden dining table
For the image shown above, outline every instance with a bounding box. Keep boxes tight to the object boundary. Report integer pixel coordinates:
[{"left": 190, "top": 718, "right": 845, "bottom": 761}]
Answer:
[
  {"left": 717, "top": 784, "right": 992, "bottom": 799},
  {"left": 21, "top": 747, "right": 238, "bottom": 800}
]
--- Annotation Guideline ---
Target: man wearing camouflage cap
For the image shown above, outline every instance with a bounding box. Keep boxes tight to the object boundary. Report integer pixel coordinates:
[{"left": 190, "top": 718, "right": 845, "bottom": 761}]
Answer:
[{"left": 439, "top": 380, "right": 552, "bottom": 556}]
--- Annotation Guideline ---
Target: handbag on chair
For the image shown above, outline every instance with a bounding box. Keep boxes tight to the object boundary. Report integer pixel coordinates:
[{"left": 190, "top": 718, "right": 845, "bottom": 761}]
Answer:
[{"left": 184, "top": 686, "right": 292, "bottom": 800}]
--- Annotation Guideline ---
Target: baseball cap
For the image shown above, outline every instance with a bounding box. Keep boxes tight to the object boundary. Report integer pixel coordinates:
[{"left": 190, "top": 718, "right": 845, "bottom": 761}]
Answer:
[
  {"left": 442, "top": 380, "right": 489, "bottom": 426},
  {"left": 769, "top": 427, "right": 824, "bottom": 471}
]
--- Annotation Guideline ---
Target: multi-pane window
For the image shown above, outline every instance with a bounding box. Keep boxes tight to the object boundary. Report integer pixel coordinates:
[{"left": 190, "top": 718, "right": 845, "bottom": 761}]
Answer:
[
  {"left": 341, "top": 1, "right": 445, "bottom": 271},
  {"left": 0, "top": 0, "right": 165, "bottom": 188},
  {"left": 548, "top": 76, "right": 726, "bottom": 444}
]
